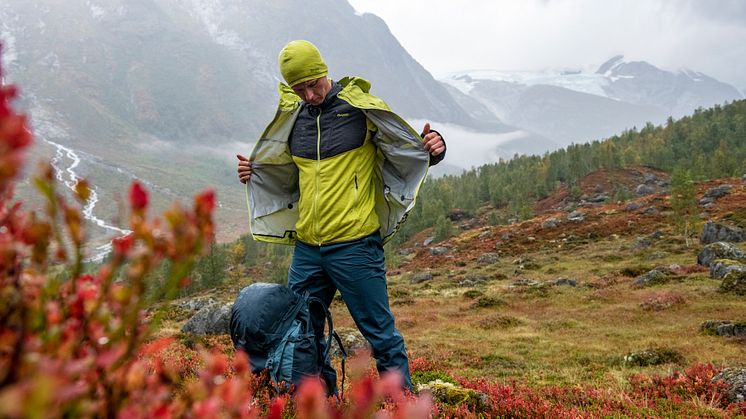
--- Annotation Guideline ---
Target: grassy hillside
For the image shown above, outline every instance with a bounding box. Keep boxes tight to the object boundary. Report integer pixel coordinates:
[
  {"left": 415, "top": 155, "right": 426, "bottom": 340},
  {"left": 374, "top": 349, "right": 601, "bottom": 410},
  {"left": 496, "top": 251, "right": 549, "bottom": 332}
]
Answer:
[
  {"left": 149, "top": 169, "right": 746, "bottom": 416},
  {"left": 395, "top": 100, "right": 746, "bottom": 247}
]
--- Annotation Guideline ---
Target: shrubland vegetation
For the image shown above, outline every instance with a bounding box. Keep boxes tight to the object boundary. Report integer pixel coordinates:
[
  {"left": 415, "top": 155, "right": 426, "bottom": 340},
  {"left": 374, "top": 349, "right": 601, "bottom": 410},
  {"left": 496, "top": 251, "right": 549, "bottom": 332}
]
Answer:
[
  {"left": 3, "top": 50, "right": 746, "bottom": 416},
  {"left": 396, "top": 101, "right": 746, "bottom": 244}
]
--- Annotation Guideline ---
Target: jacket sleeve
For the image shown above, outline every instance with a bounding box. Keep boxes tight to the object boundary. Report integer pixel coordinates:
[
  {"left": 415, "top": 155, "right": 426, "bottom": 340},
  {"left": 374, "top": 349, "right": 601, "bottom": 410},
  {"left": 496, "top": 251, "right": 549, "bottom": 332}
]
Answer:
[{"left": 424, "top": 129, "right": 446, "bottom": 166}]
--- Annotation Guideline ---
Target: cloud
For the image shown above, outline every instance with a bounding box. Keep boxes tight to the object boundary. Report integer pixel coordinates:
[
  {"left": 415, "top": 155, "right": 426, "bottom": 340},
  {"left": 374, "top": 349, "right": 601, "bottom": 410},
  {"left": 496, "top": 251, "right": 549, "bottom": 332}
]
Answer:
[
  {"left": 348, "top": 0, "right": 746, "bottom": 88},
  {"left": 686, "top": 0, "right": 746, "bottom": 24}
]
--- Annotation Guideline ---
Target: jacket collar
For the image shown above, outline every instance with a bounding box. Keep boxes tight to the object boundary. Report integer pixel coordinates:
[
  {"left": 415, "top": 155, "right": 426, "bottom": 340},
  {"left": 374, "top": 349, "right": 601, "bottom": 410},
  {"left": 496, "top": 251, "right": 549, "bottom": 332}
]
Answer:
[{"left": 304, "top": 80, "right": 342, "bottom": 111}]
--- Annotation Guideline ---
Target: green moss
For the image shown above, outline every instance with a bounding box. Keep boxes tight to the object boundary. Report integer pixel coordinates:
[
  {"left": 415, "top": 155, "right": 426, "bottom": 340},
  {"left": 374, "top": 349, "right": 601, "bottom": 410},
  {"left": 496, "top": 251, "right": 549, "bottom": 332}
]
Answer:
[
  {"left": 411, "top": 370, "right": 458, "bottom": 387},
  {"left": 417, "top": 381, "right": 488, "bottom": 411},
  {"left": 623, "top": 347, "right": 684, "bottom": 367},
  {"left": 472, "top": 296, "right": 508, "bottom": 308},
  {"left": 720, "top": 270, "right": 746, "bottom": 295}
]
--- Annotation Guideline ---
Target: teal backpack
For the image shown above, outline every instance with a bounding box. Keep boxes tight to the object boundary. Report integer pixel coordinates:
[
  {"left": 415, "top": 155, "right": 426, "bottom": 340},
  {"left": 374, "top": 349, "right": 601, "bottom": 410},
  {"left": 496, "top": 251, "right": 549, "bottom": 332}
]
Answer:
[{"left": 229, "top": 283, "right": 346, "bottom": 394}]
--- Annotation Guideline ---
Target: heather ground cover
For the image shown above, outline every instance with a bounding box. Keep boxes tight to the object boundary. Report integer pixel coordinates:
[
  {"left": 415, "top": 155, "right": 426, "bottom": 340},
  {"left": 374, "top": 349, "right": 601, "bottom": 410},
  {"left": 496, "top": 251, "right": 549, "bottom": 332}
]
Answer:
[{"left": 3, "top": 51, "right": 746, "bottom": 417}]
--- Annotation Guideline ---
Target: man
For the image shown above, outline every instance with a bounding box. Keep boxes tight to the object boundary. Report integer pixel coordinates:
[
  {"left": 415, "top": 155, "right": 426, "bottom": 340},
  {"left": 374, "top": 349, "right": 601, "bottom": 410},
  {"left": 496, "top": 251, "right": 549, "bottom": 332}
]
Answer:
[{"left": 237, "top": 40, "right": 445, "bottom": 392}]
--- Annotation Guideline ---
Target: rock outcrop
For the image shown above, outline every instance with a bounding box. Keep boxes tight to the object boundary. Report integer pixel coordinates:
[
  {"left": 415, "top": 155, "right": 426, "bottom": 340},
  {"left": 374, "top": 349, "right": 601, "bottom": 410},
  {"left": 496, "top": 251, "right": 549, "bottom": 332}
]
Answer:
[
  {"left": 700, "top": 222, "right": 745, "bottom": 244},
  {"left": 697, "top": 242, "right": 746, "bottom": 267},
  {"left": 713, "top": 368, "right": 746, "bottom": 404},
  {"left": 721, "top": 270, "right": 746, "bottom": 295},
  {"left": 181, "top": 302, "right": 232, "bottom": 335},
  {"left": 709, "top": 259, "right": 746, "bottom": 279},
  {"left": 700, "top": 320, "right": 746, "bottom": 337}
]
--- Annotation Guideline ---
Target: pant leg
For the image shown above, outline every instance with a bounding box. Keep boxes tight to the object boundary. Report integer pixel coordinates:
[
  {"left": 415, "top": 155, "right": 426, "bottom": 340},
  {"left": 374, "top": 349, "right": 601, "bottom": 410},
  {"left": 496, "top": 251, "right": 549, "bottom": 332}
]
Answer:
[
  {"left": 288, "top": 241, "right": 339, "bottom": 394},
  {"left": 320, "top": 233, "right": 412, "bottom": 390}
]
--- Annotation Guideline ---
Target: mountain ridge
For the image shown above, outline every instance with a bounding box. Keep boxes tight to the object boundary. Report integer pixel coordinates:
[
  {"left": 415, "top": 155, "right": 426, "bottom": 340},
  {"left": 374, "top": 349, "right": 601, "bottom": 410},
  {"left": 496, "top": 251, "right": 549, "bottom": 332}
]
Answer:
[{"left": 441, "top": 55, "right": 743, "bottom": 147}]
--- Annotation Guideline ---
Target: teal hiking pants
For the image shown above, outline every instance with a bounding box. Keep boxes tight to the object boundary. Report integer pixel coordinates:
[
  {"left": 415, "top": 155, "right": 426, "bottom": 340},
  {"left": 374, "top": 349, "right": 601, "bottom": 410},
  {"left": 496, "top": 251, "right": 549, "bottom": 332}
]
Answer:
[{"left": 288, "top": 232, "right": 412, "bottom": 391}]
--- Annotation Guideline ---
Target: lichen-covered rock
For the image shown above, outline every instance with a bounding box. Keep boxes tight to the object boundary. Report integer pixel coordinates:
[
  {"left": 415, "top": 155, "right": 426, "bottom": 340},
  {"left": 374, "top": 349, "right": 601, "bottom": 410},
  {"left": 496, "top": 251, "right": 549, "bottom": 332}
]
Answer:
[
  {"left": 697, "top": 242, "right": 746, "bottom": 267},
  {"left": 430, "top": 246, "right": 449, "bottom": 256},
  {"left": 181, "top": 302, "right": 232, "bottom": 335},
  {"left": 478, "top": 230, "right": 492, "bottom": 239},
  {"left": 699, "top": 197, "right": 715, "bottom": 206},
  {"left": 702, "top": 184, "right": 733, "bottom": 200},
  {"left": 411, "top": 271, "right": 434, "bottom": 284},
  {"left": 549, "top": 278, "right": 577, "bottom": 287},
  {"left": 632, "top": 268, "right": 671, "bottom": 287},
  {"left": 459, "top": 274, "right": 488, "bottom": 287},
  {"left": 177, "top": 297, "right": 217, "bottom": 312},
  {"left": 634, "top": 237, "right": 652, "bottom": 249},
  {"left": 720, "top": 270, "right": 746, "bottom": 295},
  {"left": 700, "top": 221, "right": 745, "bottom": 244},
  {"left": 509, "top": 278, "right": 541, "bottom": 288},
  {"left": 700, "top": 320, "right": 746, "bottom": 337},
  {"left": 417, "top": 380, "right": 489, "bottom": 411},
  {"left": 709, "top": 259, "right": 746, "bottom": 279},
  {"left": 623, "top": 347, "right": 684, "bottom": 366},
  {"left": 567, "top": 211, "right": 585, "bottom": 222},
  {"left": 625, "top": 202, "right": 642, "bottom": 211},
  {"left": 649, "top": 231, "right": 664, "bottom": 240},
  {"left": 541, "top": 218, "right": 560, "bottom": 229},
  {"left": 713, "top": 368, "right": 746, "bottom": 404},
  {"left": 476, "top": 252, "right": 499, "bottom": 265},
  {"left": 330, "top": 327, "right": 368, "bottom": 358},
  {"left": 635, "top": 184, "right": 655, "bottom": 196},
  {"left": 586, "top": 193, "right": 608, "bottom": 203}
]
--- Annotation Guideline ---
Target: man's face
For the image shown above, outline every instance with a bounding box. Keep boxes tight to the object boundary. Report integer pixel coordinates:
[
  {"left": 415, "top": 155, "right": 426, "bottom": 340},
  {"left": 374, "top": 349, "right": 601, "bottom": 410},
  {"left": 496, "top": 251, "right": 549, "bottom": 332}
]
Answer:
[{"left": 291, "top": 77, "right": 330, "bottom": 106}]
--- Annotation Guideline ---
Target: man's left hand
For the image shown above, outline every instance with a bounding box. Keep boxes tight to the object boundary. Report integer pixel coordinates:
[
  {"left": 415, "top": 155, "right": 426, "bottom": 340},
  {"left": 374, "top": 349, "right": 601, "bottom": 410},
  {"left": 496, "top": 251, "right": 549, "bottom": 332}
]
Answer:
[{"left": 421, "top": 122, "right": 445, "bottom": 156}]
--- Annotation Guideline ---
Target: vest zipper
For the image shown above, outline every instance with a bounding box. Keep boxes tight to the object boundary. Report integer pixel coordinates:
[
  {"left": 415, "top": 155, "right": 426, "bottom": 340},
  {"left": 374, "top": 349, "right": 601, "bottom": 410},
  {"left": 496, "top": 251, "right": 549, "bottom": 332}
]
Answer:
[{"left": 314, "top": 109, "right": 322, "bottom": 245}]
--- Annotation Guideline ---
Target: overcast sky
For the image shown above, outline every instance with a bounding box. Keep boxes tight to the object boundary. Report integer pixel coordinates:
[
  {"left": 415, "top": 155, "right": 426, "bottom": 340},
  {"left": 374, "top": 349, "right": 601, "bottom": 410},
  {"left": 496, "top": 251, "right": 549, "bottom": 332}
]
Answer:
[{"left": 347, "top": 0, "right": 746, "bottom": 90}]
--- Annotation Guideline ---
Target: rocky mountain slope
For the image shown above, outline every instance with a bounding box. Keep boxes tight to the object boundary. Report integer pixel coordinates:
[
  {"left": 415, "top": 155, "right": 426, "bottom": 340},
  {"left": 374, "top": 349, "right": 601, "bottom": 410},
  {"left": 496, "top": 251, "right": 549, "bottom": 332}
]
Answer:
[{"left": 0, "top": 0, "right": 506, "bottom": 254}]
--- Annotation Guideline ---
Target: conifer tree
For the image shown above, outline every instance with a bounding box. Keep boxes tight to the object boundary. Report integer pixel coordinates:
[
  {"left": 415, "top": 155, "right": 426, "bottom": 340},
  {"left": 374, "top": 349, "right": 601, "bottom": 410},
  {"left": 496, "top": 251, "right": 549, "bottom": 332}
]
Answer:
[{"left": 669, "top": 168, "right": 698, "bottom": 247}]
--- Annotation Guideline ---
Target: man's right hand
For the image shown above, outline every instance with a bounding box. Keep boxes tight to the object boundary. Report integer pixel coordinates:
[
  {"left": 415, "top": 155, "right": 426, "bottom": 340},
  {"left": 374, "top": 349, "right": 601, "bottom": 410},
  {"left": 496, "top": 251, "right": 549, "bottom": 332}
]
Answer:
[{"left": 237, "top": 154, "right": 252, "bottom": 184}]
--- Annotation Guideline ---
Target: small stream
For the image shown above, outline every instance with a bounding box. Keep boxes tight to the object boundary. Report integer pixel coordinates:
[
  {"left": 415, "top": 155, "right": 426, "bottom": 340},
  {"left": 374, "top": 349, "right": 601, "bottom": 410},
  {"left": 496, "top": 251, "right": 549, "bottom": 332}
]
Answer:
[{"left": 46, "top": 140, "right": 132, "bottom": 263}]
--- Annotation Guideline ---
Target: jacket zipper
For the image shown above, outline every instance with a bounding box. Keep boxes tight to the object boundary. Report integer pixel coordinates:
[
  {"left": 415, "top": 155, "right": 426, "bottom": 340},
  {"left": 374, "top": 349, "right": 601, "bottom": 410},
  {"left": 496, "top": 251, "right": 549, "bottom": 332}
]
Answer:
[{"left": 314, "top": 109, "right": 322, "bottom": 245}]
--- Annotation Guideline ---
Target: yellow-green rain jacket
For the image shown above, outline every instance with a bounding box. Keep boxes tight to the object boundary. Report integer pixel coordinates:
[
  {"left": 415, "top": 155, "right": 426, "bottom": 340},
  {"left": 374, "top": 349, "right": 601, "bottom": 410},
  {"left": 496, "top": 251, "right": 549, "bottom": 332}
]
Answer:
[{"left": 245, "top": 77, "right": 430, "bottom": 245}]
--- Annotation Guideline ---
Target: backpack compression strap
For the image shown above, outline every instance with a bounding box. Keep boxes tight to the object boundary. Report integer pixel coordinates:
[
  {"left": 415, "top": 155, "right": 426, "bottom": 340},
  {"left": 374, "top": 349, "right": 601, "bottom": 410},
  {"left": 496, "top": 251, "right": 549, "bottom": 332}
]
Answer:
[{"left": 308, "top": 297, "right": 347, "bottom": 398}]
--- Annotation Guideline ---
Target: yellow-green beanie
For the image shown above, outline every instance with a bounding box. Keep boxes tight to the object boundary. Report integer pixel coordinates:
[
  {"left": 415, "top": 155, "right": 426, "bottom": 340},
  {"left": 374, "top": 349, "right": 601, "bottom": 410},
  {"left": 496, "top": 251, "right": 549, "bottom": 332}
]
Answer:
[{"left": 278, "top": 40, "right": 328, "bottom": 87}]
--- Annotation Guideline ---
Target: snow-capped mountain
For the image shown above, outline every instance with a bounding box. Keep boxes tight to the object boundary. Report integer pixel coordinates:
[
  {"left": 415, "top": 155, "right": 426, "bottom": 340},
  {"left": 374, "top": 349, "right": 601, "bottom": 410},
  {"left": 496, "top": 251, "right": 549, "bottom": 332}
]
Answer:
[
  {"left": 442, "top": 56, "right": 743, "bottom": 146},
  {"left": 597, "top": 56, "right": 742, "bottom": 117}
]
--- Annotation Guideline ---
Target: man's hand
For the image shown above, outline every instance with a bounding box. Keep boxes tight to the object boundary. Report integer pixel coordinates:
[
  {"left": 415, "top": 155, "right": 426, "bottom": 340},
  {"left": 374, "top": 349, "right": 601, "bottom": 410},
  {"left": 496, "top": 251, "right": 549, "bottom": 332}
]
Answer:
[
  {"left": 421, "top": 122, "right": 445, "bottom": 156},
  {"left": 237, "top": 154, "right": 253, "bottom": 184}
]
